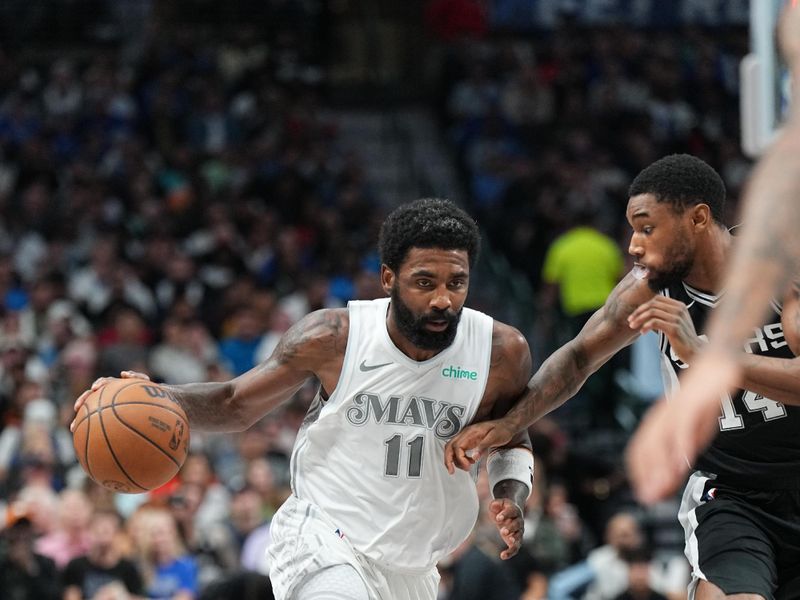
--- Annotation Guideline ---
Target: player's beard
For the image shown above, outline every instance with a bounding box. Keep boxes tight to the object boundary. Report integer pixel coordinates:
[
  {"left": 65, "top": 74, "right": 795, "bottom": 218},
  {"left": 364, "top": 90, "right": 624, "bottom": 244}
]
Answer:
[
  {"left": 646, "top": 238, "right": 695, "bottom": 292},
  {"left": 390, "top": 285, "right": 462, "bottom": 351}
]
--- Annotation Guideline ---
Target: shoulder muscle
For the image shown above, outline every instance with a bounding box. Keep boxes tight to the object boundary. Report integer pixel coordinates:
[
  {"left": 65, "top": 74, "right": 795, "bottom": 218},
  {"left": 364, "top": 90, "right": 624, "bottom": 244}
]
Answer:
[
  {"left": 270, "top": 308, "right": 350, "bottom": 373},
  {"left": 488, "top": 322, "right": 533, "bottom": 400}
]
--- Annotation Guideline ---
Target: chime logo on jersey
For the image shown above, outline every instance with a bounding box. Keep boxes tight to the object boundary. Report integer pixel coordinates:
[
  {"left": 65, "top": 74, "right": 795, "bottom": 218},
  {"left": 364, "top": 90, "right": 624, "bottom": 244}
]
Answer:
[
  {"left": 441, "top": 365, "right": 478, "bottom": 380},
  {"left": 345, "top": 392, "right": 465, "bottom": 439}
]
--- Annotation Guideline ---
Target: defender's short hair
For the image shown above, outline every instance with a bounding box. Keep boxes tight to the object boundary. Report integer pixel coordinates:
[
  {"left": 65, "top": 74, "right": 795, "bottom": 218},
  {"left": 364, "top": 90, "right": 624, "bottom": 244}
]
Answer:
[
  {"left": 378, "top": 198, "right": 481, "bottom": 272},
  {"left": 628, "top": 154, "right": 726, "bottom": 224}
]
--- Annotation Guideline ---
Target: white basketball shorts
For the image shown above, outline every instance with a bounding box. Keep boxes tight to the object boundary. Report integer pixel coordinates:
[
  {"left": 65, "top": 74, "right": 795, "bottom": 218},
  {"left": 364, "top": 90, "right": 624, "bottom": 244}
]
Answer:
[{"left": 268, "top": 495, "right": 440, "bottom": 600}]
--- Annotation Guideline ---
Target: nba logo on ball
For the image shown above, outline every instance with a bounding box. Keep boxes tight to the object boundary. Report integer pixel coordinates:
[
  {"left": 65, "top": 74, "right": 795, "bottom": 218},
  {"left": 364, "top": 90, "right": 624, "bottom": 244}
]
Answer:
[
  {"left": 169, "top": 420, "right": 186, "bottom": 451},
  {"left": 72, "top": 379, "right": 190, "bottom": 493}
]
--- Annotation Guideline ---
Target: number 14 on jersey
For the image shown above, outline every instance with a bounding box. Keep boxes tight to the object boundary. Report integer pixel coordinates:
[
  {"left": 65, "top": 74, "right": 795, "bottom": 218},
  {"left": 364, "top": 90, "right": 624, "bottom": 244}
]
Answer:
[{"left": 719, "top": 390, "right": 787, "bottom": 431}]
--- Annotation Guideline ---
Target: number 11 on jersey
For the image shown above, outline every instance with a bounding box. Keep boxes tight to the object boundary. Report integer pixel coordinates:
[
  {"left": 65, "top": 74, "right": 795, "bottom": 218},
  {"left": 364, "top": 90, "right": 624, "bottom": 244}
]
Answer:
[{"left": 384, "top": 434, "right": 424, "bottom": 478}]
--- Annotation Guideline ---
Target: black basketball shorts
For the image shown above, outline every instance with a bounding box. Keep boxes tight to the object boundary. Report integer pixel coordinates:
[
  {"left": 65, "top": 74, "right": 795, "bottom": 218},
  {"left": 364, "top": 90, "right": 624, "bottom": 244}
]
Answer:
[{"left": 678, "top": 472, "right": 800, "bottom": 600}]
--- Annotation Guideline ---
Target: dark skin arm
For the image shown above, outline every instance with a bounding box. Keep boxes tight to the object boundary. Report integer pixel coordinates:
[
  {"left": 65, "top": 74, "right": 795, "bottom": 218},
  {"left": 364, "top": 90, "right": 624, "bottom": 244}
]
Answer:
[
  {"left": 445, "top": 272, "right": 651, "bottom": 472},
  {"left": 72, "top": 309, "right": 348, "bottom": 432},
  {"left": 627, "top": 291, "right": 800, "bottom": 406},
  {"left": 473, "top": 321, "right": 533, "bottom": 560}
]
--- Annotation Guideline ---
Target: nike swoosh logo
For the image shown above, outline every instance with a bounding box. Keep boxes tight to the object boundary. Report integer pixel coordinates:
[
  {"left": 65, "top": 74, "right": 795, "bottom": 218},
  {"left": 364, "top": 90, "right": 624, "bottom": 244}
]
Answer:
[{"left": 359, "top": 360, "right": 393, "bottom": 372}]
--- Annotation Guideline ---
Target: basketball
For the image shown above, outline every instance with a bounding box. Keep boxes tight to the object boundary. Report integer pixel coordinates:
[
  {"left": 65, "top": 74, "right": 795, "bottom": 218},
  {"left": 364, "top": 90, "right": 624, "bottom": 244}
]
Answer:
[{"left": 72, "top": 378, "right": 190, "bottom": 493}]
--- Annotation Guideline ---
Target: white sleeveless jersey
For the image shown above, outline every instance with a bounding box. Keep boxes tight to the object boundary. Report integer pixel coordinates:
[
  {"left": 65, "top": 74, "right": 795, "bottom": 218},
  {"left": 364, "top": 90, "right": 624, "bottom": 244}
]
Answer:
[{"left": 289, "top": 297, "right": 493, "bottom": 570}]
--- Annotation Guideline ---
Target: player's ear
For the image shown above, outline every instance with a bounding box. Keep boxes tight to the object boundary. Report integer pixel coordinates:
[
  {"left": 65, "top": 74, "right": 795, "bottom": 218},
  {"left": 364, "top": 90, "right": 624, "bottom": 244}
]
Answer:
[
  {"left": 690, "top": 204, "right": 711, "bottom": 231},
  {"left": 380, "top": 265, "right": 394, "bottom": 295}
]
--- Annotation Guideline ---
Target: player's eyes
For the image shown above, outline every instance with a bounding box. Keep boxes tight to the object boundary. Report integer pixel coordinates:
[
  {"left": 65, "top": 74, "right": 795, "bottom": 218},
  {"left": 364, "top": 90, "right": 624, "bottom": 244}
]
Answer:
[
  {"left": 449, "top": 280, "right": 465, "bottom": 289},
  {"left": 642, "top": 226, "right": 654, "bottom": 235},
  {"left": 417, "top": 279, "right": 432, "bottom": 288}
]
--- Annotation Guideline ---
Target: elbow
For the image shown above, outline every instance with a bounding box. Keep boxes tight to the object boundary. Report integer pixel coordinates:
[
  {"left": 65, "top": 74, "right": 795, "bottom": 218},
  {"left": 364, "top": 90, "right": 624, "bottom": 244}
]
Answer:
[{"left": 222, "top": 384, "right": 255, "bottom": 432}]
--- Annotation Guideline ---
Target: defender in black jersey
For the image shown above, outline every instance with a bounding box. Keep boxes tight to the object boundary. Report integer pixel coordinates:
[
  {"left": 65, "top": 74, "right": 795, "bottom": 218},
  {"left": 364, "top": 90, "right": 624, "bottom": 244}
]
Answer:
[{"left": 445, "top": 154, "right": 800, "bottom": 600}]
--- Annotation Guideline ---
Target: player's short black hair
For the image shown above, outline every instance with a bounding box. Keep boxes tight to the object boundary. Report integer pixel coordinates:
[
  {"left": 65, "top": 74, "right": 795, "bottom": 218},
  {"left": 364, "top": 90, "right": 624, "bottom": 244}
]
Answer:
[
  {"left": 628, "top": 154, "right": 726, "bottom": 224},
  {"left": 379, "top": 198, "right": 481, "bottom": 272}
]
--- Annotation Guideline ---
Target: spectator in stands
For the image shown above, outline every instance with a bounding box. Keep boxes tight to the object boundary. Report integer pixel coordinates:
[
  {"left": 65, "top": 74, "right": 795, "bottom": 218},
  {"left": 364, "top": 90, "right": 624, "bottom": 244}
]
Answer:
[
  {"left": 540, "top": 210, "right": 624, "bottom": 337},
  {"left": 0, "top": 340, "right": 48, "bottom": 410},
  {"left": 226, "top": 485, "right": 267, "bottom": 559},
  {"left": 149, "top": 317, "right": 209, "bottom": 385},
  {"left": 548, "top": 511, "right": 643, "bottom": 600},
  {"left": 236, "top": 486, "right": 273, "bottom": 575},
  {"left": 438, "top": 532, "right": 522, "bottom": 600},
  {"left": 198, "top": 571, "right": 274, "bottom": 600},
  {"left": 218, "top": 306, "right": 264, "bottom": 376},
  {"left": 612, "top": 547, "right": 668, "bottom": 600},
  {"left": 135, "top": 508, "right": 199, "bottom": 600},
  {"left": 68, "top": 237, "right": 156, "bottom": 321},
  {"left": 519, "top": 477, "right": 570, "bottom": 574},
  {"left": 35, "top": 487, "right": 92, "bottom": 568},
  {"left": 168, "top": 482, "right": 238, "bottom": 590},
  {"left": 545, "top": 480, "right": 594, "bottom": 565},
  {"left": 0, "top": 515, "right": 61, "bottom": 600},
  {"left": 96, "top": 305, "right": 151, "bottom": 377},
  {"left": 9, "top": 483, "right": 60, "bottom": 536},
  {"left": 0, "top": 397, "right": 73, "bottom": 493},
  {"left": 179, "top": 452, "right": 231, "bottom": 531},
  {"left": 63, "top": 509, "right": 144, "bottom": 600},
  {"left": 153, "top": 251, "right": 208, "bottom": 318}
]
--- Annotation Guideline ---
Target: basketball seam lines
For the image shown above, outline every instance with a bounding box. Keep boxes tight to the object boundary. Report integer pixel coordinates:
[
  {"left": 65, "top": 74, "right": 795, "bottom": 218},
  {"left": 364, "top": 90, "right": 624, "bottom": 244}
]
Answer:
[
  {"left": 99, "top": 390, "right": 148, "bottom": 492},
  {"left": 72, "top": 401, "right": 187, "bottom": 429},
  {"left": 83, "top": 401, "right": 95, "bottom": 483},
  {"left": 110, "top": 402, "right": 182, "bottom": 469}
]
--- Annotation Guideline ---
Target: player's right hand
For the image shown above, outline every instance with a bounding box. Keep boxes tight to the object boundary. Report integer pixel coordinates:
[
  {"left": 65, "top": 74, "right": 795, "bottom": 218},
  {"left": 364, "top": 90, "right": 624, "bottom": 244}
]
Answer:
[
  {"left": 70, "top": 370, "right": 151, "bottom": 432},
  {"left": 444, "top": 418, "right": 515, "bottom": 474}
]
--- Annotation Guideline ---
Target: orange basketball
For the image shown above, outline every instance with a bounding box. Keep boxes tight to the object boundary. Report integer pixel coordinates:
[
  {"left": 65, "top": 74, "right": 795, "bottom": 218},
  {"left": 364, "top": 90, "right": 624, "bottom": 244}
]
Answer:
[{"left": 72, "top": 378, "right": 190, "bottom": 493}]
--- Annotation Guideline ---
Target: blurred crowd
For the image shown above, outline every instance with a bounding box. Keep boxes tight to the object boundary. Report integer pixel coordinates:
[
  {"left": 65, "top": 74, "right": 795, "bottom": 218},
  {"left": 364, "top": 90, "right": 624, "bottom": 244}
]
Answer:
[
  {"left": 434, "top": 12, "right": 750, "bottom": 292},
  {"left": 0, "top": 3, "right": 385, "bottom": 599},
  {"left": 0, "top": 2, "right": 755, "bottom": 600}
]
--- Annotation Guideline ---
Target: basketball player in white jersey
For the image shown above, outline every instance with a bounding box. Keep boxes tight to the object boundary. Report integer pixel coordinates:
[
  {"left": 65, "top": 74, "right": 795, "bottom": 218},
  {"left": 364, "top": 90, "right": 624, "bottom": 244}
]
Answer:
[{"left": 72, "top": 198, "right": 535, "bottom": 600}]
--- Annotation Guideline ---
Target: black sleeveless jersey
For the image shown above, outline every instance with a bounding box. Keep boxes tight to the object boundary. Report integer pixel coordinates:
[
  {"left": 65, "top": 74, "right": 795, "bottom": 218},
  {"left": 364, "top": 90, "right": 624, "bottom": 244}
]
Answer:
[{"left": 659, "top": 281, "right": 800, "bottom": 489}]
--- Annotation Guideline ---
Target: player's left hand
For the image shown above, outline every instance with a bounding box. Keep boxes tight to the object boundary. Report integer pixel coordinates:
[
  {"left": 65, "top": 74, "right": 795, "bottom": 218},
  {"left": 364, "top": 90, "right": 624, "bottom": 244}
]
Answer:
[
  {"left": 627, "top": 296, "right": 704, "bottom": 363},
  {"left": 490, "top": 498, "right": 524, "bottom": 560}
]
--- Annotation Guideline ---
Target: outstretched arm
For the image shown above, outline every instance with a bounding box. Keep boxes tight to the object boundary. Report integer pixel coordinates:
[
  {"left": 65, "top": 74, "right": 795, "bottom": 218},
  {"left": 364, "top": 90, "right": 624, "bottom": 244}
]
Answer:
[
  {"left": 445, "top": 273, "right": 649, "bottom": 471},
  {"left": 503, "top": 274, "right": 647, "bottom": 431},
  {"left": 72, "top": 309, "right": 348, "bottom": 433}
]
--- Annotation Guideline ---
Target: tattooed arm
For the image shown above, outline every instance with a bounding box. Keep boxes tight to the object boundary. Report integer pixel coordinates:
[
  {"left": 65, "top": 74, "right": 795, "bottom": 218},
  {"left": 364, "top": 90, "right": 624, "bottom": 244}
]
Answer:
[
  {"left": 501, "top": 274, "right": 650, "bottom": 432},
  {"left": 445, "top": 273, "right": 651, "bottom": 470},
  {"left": 72, "top": 309, "right": 349, "bottom": 433}
]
